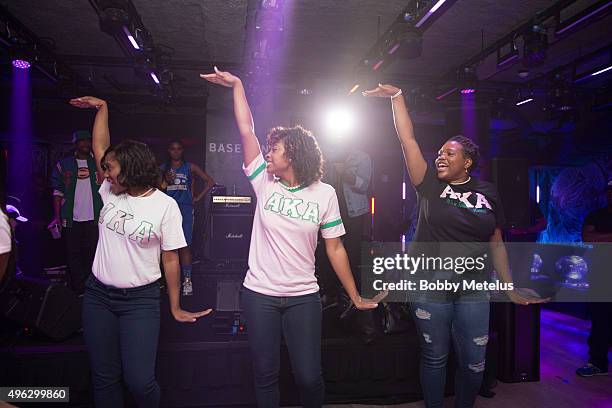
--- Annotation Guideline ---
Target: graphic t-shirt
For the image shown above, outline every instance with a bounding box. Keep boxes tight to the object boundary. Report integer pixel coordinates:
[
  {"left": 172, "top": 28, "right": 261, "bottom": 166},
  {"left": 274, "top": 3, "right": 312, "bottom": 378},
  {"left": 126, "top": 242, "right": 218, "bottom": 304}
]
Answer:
[
  {"left": 161, "top": 162, "right": 193, "bottom": 206},
  {"left": 243, "top": 154, "right": 345, "bottom": 296},
  {"left": 411, "top": 165, "right": 505, "bottom": 278},
  {"left": 93, "top": 180, "right": 186, "bottom": 288},
  {"left": 73, "top": 159, "right": 95, "bottom": 221}
]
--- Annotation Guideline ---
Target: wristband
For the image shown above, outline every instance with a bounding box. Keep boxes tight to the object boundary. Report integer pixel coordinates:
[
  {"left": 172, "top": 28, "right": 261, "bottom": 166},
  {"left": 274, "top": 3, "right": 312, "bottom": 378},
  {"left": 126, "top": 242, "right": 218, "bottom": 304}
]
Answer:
[{"left": 391, "top": 89, "right": 402, "bottom": 99}]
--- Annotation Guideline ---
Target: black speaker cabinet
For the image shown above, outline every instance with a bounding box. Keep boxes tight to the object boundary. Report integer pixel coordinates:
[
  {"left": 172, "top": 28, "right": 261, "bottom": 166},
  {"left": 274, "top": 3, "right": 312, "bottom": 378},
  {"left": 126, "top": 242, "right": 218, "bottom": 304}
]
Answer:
[
  {"left": 491, "top": 158, "right": 530, "bottom": 228},
  {"left": 0, "top": 277, "right": 81, "bottom": 340},
  {"left": 205, "top": 213, "right": 253, "bottom": 261},
  {"left": 492, "top": 302, "right": 540, "bottom": 382}
]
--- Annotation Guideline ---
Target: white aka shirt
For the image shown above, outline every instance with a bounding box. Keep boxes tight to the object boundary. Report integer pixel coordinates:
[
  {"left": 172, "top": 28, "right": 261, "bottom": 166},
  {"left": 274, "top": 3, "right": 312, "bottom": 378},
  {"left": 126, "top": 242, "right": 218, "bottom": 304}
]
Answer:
[
  {"left": 243, "top": 154, "right": 345, "bottom": 297},
  {"left": 92, "top": 180, "right": 186, "bottom": 288}
]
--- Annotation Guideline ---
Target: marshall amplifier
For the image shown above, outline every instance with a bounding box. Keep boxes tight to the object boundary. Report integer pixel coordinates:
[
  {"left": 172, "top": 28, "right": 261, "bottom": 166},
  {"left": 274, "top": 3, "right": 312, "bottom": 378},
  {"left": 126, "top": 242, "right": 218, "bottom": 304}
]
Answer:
[
  {"left": 212, "top": 196, "right": 254, "bottom": 213},
  {"left": 205, "top": 212, "right": 254, "bottom": 261}
]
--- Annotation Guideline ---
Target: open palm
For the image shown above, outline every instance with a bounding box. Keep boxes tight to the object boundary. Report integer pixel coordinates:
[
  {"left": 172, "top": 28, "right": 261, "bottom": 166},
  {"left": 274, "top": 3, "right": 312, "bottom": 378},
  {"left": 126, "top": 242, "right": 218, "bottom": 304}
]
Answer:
[
  {"left": 69, "top": 96, "right": 105, "bottom": 109},
  {"left": 200, "top": 66, "right": 240, "bottom": 88},
  {"left": 362, "top": 84, "right": 400, "bottom": 98}
]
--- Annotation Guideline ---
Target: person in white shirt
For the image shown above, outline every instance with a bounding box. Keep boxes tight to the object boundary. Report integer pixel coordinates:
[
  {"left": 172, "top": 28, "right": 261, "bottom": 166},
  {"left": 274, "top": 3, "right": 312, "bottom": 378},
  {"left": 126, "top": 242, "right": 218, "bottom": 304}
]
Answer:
[
  {"left": 48, "top": 130, "right": 103, "bottom": 295},
  {"left": 201, "top": 67, "right": 380, "bottom": 408},
  {"left": 69, "top": 95, "right": 212, "bottom": 408}
]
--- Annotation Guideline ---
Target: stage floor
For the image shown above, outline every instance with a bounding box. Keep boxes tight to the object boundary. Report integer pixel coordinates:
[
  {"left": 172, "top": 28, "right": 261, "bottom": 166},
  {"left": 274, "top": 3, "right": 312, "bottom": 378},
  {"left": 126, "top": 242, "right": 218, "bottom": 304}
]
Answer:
[{"left": 313, "top": 310, "right": 612, "bottom": 408}]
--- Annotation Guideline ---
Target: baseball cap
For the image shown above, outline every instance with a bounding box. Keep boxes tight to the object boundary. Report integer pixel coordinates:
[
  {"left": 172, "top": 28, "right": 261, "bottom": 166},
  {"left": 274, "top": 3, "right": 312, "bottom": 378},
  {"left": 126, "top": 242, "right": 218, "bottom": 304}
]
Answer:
[
  {"left": 5, "top": 205, "right": 28, "bottom": 222},
  {"left": 72, "top": 130, "right": 92, "bottom": 143}
]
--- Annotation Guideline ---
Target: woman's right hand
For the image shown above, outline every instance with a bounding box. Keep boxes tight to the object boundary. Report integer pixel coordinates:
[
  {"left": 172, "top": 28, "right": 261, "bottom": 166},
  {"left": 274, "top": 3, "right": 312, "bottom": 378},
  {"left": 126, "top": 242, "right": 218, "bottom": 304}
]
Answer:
[
  {"left": 199, "top": 66, "right": 241, "bottom": 88},
  {"left": 362, "top": 84, "right": 401, "bottom": 98},
  {"left": 69, "top": 96, "right": 106, "bottom": 109},
  {"left": 172, "top": 307, "right": 213, "bottom": 323}
]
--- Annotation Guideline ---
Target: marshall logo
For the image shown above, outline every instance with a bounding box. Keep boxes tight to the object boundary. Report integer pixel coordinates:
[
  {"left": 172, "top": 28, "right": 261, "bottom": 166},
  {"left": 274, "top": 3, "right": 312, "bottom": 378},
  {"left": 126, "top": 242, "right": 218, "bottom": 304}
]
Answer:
[{"left": 226, "top": 233, "right": 244, "bottom": 239}]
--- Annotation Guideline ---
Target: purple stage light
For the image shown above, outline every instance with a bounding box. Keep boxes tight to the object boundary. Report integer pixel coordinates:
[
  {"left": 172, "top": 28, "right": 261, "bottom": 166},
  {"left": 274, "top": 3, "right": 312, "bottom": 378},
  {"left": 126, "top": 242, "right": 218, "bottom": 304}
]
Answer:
[
  {"left": 415, "top": 0, "right": 447, "bottom": 28},
  {"left": 516, "top": 97, "right": 534, "bottom": 106},
  {"left": 150, "top": 72, "right": 160, "bottom": 85},
  {"left": 123, "top": 27, "right": 140, "bottom": 50},
  {"left": 575, "top": 64, "right": 612, "bottom": 82},
  {"left": 388, "top": 43, "right": 401, "bottom": 55},
  {"left": 12, "top": 59, "right": 31, "bottom": 69},
  {"left": 460, "top": 88, "right": 475, "bottom": 94}
]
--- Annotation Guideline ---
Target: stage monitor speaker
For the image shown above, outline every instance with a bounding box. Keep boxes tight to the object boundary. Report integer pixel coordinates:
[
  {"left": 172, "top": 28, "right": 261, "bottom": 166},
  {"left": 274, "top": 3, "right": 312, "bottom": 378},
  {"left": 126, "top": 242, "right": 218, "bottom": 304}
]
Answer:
[
  {"left": 0, "top": 277, "right": 81, "bottom": 341},
  {"left": 491, "top": 158, "right": 530, "bottom": 228},
  {"left": 205, "top": 213, "right": 253, "bottom": 261},
  {"left": 492, "top": 303, "right": 540, "bottom": 382}
]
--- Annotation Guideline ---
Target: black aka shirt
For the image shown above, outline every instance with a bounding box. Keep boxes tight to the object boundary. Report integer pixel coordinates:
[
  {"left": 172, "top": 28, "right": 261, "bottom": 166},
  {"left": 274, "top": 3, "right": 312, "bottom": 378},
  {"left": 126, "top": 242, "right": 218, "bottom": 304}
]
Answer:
[{"left": 413, "top": 166, "right": 505, "bottom": 243}]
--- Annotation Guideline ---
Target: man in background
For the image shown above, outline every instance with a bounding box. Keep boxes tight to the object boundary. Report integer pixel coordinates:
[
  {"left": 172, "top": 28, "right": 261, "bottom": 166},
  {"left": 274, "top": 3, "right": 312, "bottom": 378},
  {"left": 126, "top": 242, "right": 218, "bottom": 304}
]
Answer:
[{"left": 48, "top": 130, "right": 102, "bottom": 295}]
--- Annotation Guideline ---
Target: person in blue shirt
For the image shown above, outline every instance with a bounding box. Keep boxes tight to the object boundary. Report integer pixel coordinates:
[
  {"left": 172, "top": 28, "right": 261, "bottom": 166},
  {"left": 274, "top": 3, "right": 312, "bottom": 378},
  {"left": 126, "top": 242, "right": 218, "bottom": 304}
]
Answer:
[{"left": 161, "top": 141, "right": 215, "bottom": 295}]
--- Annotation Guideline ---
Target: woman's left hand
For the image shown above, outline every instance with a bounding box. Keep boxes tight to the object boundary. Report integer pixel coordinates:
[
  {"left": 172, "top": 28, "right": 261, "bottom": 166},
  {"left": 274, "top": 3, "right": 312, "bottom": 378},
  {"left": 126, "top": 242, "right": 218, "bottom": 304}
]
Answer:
[
  {"left": 507, "top": 288, "right": 549, "bottom": 305},
  {"left": 172, "top": 308, "right": 213, "bottom": 323},
  {"left": 352, "top": 290, "right": 389, "bottom": 310}
]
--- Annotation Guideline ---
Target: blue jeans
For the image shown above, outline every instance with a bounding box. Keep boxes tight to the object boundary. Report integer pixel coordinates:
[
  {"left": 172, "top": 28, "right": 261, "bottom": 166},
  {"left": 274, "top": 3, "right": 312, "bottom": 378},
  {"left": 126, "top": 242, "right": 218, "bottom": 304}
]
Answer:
[
  {"left": 83, "top": 275, "right": 161, "bottom": 408},
  {"left": 411, "top": 293, "right": 490, "bottom": 408},
  {"left": 241, "top": 287, "right": 324, "bottom": 408}
]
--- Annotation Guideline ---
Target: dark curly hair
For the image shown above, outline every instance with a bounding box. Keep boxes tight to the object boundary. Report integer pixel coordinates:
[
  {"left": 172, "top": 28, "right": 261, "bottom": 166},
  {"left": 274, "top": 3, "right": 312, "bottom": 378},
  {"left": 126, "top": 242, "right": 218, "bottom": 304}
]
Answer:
[
  {"left": 102, "top": 139, "right": 161, "bottom": 190},
  {"left": 266, "top": 126, "right": 323, "bottom": 187},
  {"left": 446, "top": 135, "right": 480, "bottom": 172}
]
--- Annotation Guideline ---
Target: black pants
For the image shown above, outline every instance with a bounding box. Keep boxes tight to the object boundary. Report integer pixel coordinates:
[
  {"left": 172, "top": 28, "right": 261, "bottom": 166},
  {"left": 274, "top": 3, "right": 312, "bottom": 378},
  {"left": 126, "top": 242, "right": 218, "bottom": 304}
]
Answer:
[
  {"left": 588, "top": 302, "right": 612, "bottom": 370},
  {"left": 83, "top": 275, "right": 161, "bottom": 408},
  {"left": 64, "top": 220, "right": 98, "bottom": 295},
  {"left": 241, "top": 287, "right": 324, "bottom": 408}
]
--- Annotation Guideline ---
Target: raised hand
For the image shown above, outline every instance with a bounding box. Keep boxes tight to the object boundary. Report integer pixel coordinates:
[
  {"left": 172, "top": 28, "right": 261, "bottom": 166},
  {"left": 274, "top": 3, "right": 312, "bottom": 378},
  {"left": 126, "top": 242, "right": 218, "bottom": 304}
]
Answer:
[
  {"left": 69, "top": 96, "right": 106, "bottom": 109},
  {"left": 362, "top": 84, "right": 401, "bottom": 98},
  {"left": 199, "top": 66, "right": 241, "bottom": 88}
]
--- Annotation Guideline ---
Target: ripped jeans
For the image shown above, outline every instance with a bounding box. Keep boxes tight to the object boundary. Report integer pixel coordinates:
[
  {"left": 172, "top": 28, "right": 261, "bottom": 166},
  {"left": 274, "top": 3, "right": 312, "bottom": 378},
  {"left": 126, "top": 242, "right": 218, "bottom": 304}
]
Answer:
[{"left": 411, "top": 292, "right": 490, "bottom": 408}]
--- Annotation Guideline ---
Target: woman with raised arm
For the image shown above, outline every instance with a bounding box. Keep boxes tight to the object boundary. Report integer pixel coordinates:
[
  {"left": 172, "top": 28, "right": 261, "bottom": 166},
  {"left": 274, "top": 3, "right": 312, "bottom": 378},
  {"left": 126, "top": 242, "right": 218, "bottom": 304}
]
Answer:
[
  {"left": 201, "top": 67, "right": 379, "bottom": 408},
  {"left": 69, "top": 96, "right": 212, "bottom": 408},
  {"left": 363, "top": 84, "right": 545, "bottom": 408}
]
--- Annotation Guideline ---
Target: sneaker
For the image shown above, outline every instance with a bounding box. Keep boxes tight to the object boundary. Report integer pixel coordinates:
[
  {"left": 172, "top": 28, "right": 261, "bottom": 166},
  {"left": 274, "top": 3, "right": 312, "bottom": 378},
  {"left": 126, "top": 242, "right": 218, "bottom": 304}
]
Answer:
[
  {"left": 576, "top": 363, "right": 608, "bottom": 377},
  {"left": 182, "top": 277, "right": 193, "bottom": 296}
]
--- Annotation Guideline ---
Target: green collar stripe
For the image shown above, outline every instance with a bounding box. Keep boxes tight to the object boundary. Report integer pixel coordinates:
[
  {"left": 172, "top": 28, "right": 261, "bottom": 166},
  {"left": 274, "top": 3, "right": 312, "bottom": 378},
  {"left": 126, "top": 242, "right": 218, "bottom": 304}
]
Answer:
[
  {"left": 321, "top": 219, "right": 343, "bottom": 229},
  {"left": 279, "top": 181, "right": 306, "bottom": 192},
  {"left": 248, "top": 162, "right": 267, "bottom": 181}
]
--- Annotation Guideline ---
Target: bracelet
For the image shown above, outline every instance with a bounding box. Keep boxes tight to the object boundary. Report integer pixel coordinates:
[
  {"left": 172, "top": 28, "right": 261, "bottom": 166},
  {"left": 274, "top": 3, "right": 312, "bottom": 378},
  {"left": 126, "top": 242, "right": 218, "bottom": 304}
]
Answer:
[{"left": 391, "top": 89, "right": 402, "bottom": 99}]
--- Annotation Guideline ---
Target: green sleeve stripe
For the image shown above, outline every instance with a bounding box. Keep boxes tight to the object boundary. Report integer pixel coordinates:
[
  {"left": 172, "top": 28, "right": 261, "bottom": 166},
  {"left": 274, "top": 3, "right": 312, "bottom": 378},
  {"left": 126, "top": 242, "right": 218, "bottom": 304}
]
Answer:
[
  {"left": 321, "top": 218, "right": 343, "bottom": 229},
  {"left": 247, "top": 162, "right": 267, "bottom": 181}
]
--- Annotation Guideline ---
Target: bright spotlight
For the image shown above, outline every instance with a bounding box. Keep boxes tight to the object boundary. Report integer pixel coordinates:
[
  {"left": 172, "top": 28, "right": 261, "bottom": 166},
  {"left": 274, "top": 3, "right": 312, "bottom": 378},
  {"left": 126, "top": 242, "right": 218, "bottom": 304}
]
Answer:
[{"left": 324, "top": 107, "right": 356, "bottom": 136}]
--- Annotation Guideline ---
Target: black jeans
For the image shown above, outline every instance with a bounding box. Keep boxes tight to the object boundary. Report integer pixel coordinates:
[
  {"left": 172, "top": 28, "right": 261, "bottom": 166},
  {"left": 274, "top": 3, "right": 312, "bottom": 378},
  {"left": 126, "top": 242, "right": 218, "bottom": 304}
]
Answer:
[
  {"left": 83, "top": 275, "right": 161, "bottom": 408},
  {"left": 241, "top": 287, "right": 324, "bottom": 408},
  {"left": 64, "top": 220, "right": 98, "bottom": 294},
  {"left": 588, "top": 302, "right": 612, "bottom": 370}
]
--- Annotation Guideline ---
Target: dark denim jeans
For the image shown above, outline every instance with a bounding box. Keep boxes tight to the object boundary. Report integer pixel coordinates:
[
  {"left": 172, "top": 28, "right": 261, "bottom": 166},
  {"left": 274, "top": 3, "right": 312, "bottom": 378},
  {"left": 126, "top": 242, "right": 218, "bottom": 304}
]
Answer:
[
  {"left": 411, "top": 292, "right": 490, "bottom": 408},
  {"left": 83, "top": 274, "right": 161, "bottom": 408},
  {"left": 241, "top": 286, "right": 324, "bottom": 408}
]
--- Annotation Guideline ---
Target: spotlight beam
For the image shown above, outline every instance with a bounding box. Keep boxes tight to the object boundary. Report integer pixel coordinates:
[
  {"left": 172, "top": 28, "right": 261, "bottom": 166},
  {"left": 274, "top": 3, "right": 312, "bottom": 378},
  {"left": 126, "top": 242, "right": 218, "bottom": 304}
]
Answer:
[{"left": 0, "top": 4, "right": 94, "bottom": 91}]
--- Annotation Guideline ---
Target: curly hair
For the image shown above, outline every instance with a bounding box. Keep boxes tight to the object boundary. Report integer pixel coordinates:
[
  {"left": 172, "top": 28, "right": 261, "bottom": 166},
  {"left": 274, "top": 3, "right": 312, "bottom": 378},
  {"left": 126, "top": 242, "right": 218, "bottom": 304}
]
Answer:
[
  {"left": 266, "top": 126, "right": 323, "bottom": 187},
  {"left": 446, "top": 135, "right": 480, "bottom": 172},
  {"left": 102, "top": 139, "right": 161, "bottom": 190}
]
